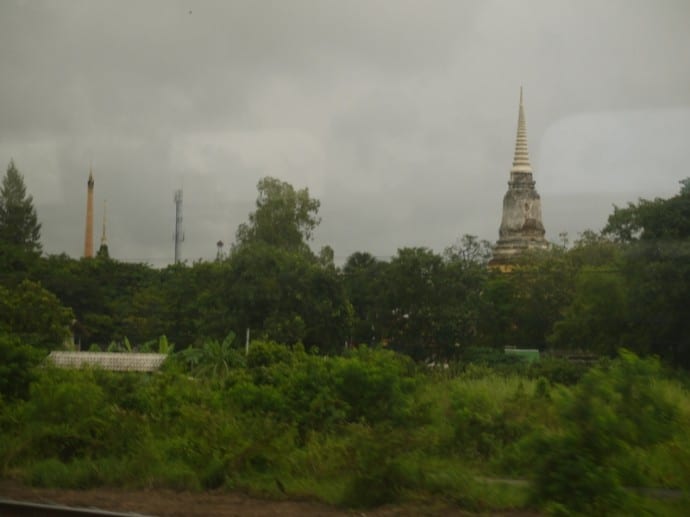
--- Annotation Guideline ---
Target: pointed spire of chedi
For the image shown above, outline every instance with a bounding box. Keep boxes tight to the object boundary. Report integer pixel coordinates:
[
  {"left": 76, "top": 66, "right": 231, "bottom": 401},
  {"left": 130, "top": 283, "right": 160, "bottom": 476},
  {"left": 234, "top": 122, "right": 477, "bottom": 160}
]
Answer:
[
  {"left": 511, "top": 87, "right": 532, "bottom": 174},
  {"left": 100, "top": 200, "right": 107, "bottom": 247},
  {"left": 489, "top": 89, "right": 549, "bottom": 268},
  {"left": 84, "top": 166, "right": 95, "bottom": 258},
  {"left": 97, "top": 199, "right": 109, "bottom": 259}
]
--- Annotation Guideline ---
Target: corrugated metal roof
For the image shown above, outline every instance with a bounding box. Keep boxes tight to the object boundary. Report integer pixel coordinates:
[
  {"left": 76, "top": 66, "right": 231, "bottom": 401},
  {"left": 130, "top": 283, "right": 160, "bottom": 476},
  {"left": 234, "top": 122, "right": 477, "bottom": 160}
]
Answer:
[{"left": 48, "top": 351, "right": 167, "bottom": 372}]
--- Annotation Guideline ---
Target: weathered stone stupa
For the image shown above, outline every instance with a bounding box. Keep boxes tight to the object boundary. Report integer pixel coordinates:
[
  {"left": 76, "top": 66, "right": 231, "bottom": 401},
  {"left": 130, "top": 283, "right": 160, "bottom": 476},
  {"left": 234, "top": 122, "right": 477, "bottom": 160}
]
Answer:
[{"left": 489, "top": 89, "right": 549, "bottom": 267}]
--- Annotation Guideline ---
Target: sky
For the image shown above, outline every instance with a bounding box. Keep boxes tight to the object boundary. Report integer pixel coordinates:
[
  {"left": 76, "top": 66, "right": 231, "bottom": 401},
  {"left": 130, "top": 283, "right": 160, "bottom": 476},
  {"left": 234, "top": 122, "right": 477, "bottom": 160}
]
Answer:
[{"left": 1, "top": 0, "right": 689, "bottom": 266}]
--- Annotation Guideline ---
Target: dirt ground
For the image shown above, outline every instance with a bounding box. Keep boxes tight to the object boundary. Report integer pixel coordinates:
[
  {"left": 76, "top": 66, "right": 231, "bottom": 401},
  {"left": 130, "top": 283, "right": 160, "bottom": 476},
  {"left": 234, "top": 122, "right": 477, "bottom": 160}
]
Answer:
[{"left": 0, "top": 480, "right": 539, "bottom": 516}]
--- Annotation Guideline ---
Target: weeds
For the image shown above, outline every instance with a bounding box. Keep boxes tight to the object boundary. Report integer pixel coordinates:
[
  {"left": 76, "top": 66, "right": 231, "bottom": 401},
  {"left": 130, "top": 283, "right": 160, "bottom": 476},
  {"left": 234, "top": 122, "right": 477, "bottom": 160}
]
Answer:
[{"left": 1, "top": 346, "right": 689, "bottom": 514}]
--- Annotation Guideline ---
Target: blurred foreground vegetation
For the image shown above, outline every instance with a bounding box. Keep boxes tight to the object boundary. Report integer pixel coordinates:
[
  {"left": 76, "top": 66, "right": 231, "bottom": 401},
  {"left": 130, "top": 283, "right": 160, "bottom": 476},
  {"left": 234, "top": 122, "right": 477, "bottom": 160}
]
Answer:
[
  {"left": 1, "top": 344, "right": 690, "bottom": 515},
  {"left": 2, "top": 165, "right": 690, "bottom": 513}
]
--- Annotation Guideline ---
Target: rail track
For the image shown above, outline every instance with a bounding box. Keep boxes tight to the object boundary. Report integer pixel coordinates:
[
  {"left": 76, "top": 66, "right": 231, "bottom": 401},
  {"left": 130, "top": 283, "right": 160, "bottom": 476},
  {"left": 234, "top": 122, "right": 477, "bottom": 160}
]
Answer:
[{"left": 0, "top": 498, "right": 152, "bottom": 516}]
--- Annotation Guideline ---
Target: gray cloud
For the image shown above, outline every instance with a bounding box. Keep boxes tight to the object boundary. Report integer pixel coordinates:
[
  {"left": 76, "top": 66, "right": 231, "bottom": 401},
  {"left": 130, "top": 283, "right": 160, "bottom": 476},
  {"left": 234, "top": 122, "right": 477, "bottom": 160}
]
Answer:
[{"left": 1, "top": 0, "right": 689, "bottom": 266}]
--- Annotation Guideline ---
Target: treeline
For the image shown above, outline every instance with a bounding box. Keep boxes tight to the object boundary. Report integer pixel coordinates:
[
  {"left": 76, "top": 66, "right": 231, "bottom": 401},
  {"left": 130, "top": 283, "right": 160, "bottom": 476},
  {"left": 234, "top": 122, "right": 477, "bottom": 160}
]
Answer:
[
  {"left": 3, "top": 162, "right": 690, "bottom": 514},
  {"left": 1, "top": 166, "right": 690, "bottom": 367}
]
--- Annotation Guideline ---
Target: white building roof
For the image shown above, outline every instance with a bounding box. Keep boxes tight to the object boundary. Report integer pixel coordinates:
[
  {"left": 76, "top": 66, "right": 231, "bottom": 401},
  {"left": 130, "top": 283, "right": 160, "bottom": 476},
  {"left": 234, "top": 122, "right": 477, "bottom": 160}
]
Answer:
[{"left": 48, "top": 351, "right": 167, "bottom": 372}]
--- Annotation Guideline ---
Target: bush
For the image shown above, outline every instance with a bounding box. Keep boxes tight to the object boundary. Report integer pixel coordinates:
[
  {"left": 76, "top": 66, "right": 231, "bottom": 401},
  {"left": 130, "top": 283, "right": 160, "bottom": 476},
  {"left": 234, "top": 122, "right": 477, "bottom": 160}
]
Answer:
[
  {"left": 532, "top": 432, "right": 628, "bottom": 514},
  {"left": 333, "top": 346, "right": 418, "bottom": 425},
  {"left": 5, "top": 340, "right": 690, "bottom": 513},
  {"left": 247, "top": 340, "right": 294, "bottom": 369},
  {"left": 22, "top": 369, "right": 112, "bottom": 462},
  {"left": 526, "top": 357, "right": 589, "bottom": 385},
  {"left": 459, "top": 347, "right": 527, "bottom": 370},
  {"left": 28, "top": 458, "right": 102, "bottom": 489},
  {"left": 447, "top": 374, "right": 543, "bottom": 467},
  {"left": 0, "top": 281, "right": 74, "bottom": 350},
  {"left": 0, "top": 331, "right": 42, "bottom": 400},
  {"left": 151, "top": 462, "right": 201, "bottom": 491},
  {"left": 340, "top": 424, "right": 413, "bottom": 507},
  {"left": 529, "top": 351, "right": 680, "bottom": 514}
]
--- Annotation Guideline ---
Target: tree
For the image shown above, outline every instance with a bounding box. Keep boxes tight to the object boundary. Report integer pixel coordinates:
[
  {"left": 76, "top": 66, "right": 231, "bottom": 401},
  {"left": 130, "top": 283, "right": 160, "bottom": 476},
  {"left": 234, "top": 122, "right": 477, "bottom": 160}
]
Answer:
[
  {"left": 621, "top": 240, "right": 690, "bottom": 367},
  {"left": 568, "top": 230, "right": 621, "bottom": 267},
  {"left": 442, "top": 238, "right": 491, "bottom": 351},
  {"left": 182, "top": 332, "right": 245, "bottom": 379},
  {"left": 531, "top": 352, "right": 677, "bottom": 514},
  {"left": 600, "top": 181, "right": 690, "bottom": 366},
  {"left": 344, "top": 244, "right": 491, "bottom": 359},
  {"left": 32, "top": 254, "right": 160, "bottom": 348},
  {"left": 234, "top": 177, "right": 321, "bottom": 253},
  {"left": 680, "top": 177, "right": 690, "bottom": 196},
  {"left": 603, "top": 178, "right": 690, "bottom": 242},
  {"left": 0, "top": 331, "right": 42, "bottom": 400},
  {"left": 0, "top": 280, "right": 74, "bottom": 350},
  {"left": 548, "top": 267, "right": 629, "bottom": 355},
  {"left": 378, "top": 247, "right": 446, "bottom": 359},
  {"left": 443, "top": 234, "right": 492, "bottom": 267},
  {"left": 479, "top": 249, "right": 578, "bottom": 351},
  {"left": 0, "top": 161, "right": 41, "bottom": 253},
  {"left": 343, "top": 252, "right": 387, "bottom": 345},
  {"left": 225, "top": 243, "right": 351, "bottom": 350}
]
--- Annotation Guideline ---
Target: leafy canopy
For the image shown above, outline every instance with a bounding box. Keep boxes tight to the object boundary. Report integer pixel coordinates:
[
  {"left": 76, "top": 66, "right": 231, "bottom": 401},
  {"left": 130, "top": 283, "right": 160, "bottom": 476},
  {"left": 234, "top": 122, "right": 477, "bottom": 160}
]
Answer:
[
  {"left": 0, "top": 280, "right": 74, "bottom": 350},
  {"left": 0, "top": 160, "right": 41, "bottom": 253},
  {"left": 603, "top": 177, "right": 690, "bottom": 242},
  {"left": 235, "top": 177, "right": 320, "bottom": 252}
]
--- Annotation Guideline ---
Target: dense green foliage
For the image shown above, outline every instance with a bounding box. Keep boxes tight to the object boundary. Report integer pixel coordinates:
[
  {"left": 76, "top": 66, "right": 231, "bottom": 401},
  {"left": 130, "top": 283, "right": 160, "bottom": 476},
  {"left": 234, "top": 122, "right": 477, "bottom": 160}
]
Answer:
[
  {"left": 0, "top": 332, "right": 42, "bottom": 401},
  {"left": 0, "top": 170, "right": 688, "bottom": 369},
  {"left": 0, "top": 161, "right": 42, "bottom": 284},
  {"left": 235, "top": 176, "right": 321, "bottom": 252},
  {"left": 0, "top": 161, "right": 41, "bottom": 254},
  {"left": 0, "top": 280, "right": 74, "bottom": 349},
  {"left": 1, "top": 346, "right": 690, "bottom": 514},
  {"left": 1, "top": 167, "right": 690, "bottom": 512}
]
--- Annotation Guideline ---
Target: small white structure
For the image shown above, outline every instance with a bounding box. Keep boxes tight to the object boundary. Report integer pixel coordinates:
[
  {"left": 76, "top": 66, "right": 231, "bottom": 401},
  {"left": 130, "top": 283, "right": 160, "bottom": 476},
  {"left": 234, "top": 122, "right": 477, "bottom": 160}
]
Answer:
[{"left": 48, "top": 352, "right": 167, "bottom": 372}]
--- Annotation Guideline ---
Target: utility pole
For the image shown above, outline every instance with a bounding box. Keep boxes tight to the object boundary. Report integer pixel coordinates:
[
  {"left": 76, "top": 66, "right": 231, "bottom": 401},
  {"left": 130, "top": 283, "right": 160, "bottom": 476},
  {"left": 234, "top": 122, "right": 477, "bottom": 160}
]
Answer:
[{"left": 173, "top": 189, "right": 184, "bottom": 263}]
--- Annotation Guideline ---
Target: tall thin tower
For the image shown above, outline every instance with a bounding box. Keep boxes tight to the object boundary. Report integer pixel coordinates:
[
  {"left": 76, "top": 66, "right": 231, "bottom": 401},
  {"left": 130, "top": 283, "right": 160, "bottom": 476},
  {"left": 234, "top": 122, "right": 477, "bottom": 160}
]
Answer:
[
  {"left": 83, "top": 169, "right": 94, "bottom": 258},
  {"left": 173, "top": 189, "right": 184, "bottom": 263}
]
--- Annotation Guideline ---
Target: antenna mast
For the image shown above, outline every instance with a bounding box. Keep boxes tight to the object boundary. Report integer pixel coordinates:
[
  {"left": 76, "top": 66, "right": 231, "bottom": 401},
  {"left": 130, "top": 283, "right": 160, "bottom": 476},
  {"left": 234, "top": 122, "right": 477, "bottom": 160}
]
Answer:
[{"left": 174, "top": 189, "right": 184, "bottom": 263}]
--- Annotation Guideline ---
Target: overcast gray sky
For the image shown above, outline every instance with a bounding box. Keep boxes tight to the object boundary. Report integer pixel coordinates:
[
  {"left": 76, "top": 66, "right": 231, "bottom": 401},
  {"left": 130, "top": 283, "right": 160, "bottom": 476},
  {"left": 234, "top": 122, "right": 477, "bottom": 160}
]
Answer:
[{"left": 2, "top": 0, "right": 689, "bottom": 266}]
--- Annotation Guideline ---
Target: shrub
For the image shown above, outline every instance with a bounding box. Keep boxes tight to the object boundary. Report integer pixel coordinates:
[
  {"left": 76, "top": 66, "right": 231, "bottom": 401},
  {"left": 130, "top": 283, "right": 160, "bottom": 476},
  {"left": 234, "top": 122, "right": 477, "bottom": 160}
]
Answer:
[
  {"left": 446, "top": 373, "right": 540, "bottom": 464},
  {"left": 529, "top": 351, "right": 680, "bottom": 514},
  {"left": 340, "top": 424, "right": 413, "bottom": 507},
  {"left": 28, "top": 458, "right": 102, "bottom": 489},
  {"left": 23, "top": 369, "right": 111, "bottom": 462},
  {"left": 246, "top": 340, "right": 294, "bottom": 369},
  {"left": 333, "top": 346, "right": 418, "bottom": 425},
  {"left": 0, "top": 331, "right": 41, "bottom": 400},
  {"left": 526, "top": 357, "right": 589, "bottom": 385}
]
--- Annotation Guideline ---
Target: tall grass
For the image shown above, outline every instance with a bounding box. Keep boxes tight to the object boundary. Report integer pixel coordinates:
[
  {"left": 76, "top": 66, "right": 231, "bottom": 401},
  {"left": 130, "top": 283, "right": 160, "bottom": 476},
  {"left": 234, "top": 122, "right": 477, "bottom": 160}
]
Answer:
[{"left": 2, "top": 345, "right": 690, "bottom": 514}]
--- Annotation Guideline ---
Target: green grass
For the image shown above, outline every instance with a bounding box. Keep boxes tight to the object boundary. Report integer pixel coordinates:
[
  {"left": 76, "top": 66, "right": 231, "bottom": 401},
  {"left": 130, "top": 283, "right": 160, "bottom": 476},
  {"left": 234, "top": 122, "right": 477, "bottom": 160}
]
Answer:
[{"left": 4, "top": 349, "right": 690, "bottom": 515}]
